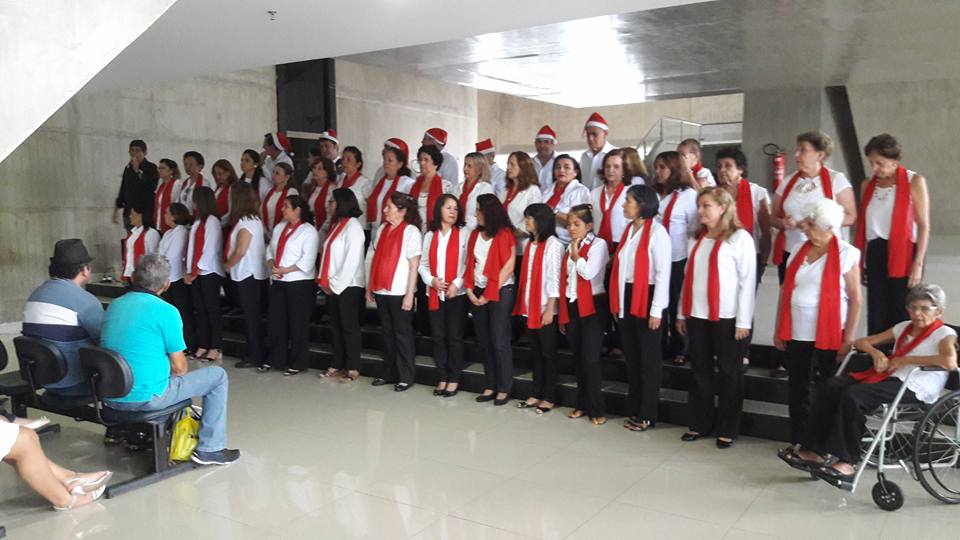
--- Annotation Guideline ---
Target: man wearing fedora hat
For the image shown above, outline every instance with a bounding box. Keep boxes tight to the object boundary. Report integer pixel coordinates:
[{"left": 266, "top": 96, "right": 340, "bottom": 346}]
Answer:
[{"left": 22, "top": 239, "right": 103, "bottom": 398}]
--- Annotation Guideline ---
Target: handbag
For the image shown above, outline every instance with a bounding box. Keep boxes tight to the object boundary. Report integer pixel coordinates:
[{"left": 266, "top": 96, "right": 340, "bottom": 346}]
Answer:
[{"left": 169, "top": 406, "right": 200, "bottom": 462}]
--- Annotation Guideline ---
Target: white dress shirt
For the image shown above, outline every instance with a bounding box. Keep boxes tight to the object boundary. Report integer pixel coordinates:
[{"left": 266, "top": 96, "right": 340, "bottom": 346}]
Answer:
[
  {"left": 786, "top": 239, "right": 859, "bottom": 341},
  {"left": 502, "top": 184, "right": 543, "bottom": 252},
  {"left": 122, "top": 227, "right": 160, "bottom": 278},
  {"left": 865, "top": 170, "right": 918, "bottom": 243},
  {"left": 461, "top": 180, "right": 494, "bottom": 232},
  {"left": 677, "top": 229, "right": 757, "bottom": 329},
  {"left": 177, "top": 174, "right": 214, "bottom": 212},
  {"left": 543, "top": 180, "right": 591, "bottom": 245},
  {"left": 260, "top": 151, "right": 293, "bottom": 182},
  {"left": 414, "top": 177, "right": 457, "bottom": 229},
  {"left": 261, "top": 185, "right": 299, "bottom": 236},
  {"left": 419, "top": 227, "right": 468, "bottom": 299},
  {"left": 471, "top": 233, "right": 516, "bottom": 289},
  {"left": 695, "top": 166, "right": 716, "bottom": 188},
  {"left": 158, "top": 225, "right": 188, "bottom": 282},
  {"left": 579, "top": 141, "right": 616, "bottom": 190},
  {"left": 308, "top": 183, "right": 335, "bottom": 231},
  {"left": 591, "top": 184, "right": 630, "bottom": 244},
  {"left": 439, "top": 150, "right": 460, "bottom": 186},
  {"left": 776, "top": 167, "right": 852, "bottom": 253},
  {"left": 227, "top": 216, "right": 267, "bottom": 281},
  {"left": 563, "top": 234, "right": 610, "bottom": 301},
  {"left": 267, "top": 221, "right": 319, "bottom": 282},
  {"left": 890, "top": 321, "right": 957, "bottom": 404},
  {"left": 490, "top": 162, "right": 507, "bottom": 199},
  {"left": 533, "top": 153, "right": 556, "bottom": 193},
  {"left": 365, "top": 223, "right": 422, "bottom": 295},
  {"left": 657, "top": 188, "right": 699, "bottom": 261},
  {"left": 520, "top": 236, "right": 564, "bottom": 313},
  {"left": 612, "top": 220, "right": 672, "bottom": 319},
  {"left": 337, "top": 172, "right": 374, "bottom": 224},
  {"left": 185, "top": 215, "right": 225, "bottom": 277},
  {"left": 242, "top": 174, "right": 271, "bottom": 204},
  {"left": 319, "top": 218, "right": 366, "bottom": 294},
  {"left": 369, "top": 175, "right": 415, "bottom": 234}
]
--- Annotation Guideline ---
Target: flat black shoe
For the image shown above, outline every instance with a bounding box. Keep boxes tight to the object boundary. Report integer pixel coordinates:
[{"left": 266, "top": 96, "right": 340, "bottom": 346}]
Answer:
[
  {"left": 716, "top": 438, "right": 734, "bottom": 449},
  {"left": 777, "top": 447, "right": 823, "bottom": 472},
  {"left": 475, "top": 394, "right": 495, "bottom": 403},
  {"left": 681, "top": 432, "right": 702, "bottom": 442},
  {"left": 371, "top": 378, "right": 389, "bottom": 386},
  {"left": 814, "top": 464, "right": 856, "bottom": 485},
  {"left": 234, "top": 361, "right": 257, "bottom": 369},
  {"left": 433, "top": 388, "right": 445, "bottom": 396},
  {"left": 494, "top": 397, "right": 509, "bottom": 406},
  {"left": 394, "top": 383, "right": 412, "bottom": 392},
  {"left": 442, "top": 389, "right": 459, "bottom": 397}
]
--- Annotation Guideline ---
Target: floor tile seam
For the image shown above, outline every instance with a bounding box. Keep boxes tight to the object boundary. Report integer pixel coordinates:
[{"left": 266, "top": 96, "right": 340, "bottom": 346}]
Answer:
[{"left": 405, "top": 514, "right": 542, "bottom": 540}]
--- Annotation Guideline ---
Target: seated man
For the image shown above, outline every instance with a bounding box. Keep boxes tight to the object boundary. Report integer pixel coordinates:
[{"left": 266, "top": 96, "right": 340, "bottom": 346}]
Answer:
[
  {"left": 22, "top": 239, "right": 103, "bottom": 398},
  {"left": 779, "top": 283, "right": 957, "bottom": 482},
  {"left": 101, "top": 253, "right": 239, "bottom": 465}
]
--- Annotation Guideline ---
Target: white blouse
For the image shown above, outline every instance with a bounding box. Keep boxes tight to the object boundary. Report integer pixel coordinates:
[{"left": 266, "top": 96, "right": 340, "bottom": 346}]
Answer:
[
  {"left": 786, "top": 239, "right": 860, "bottom": 341},
  {"left": 261, "top": 185, "right": 299, "bottom": 236},
  {"left": 776, "top": 167, "right": 852, "bottom": 254},
  {"left": 695, "top": 166, "right": 716, "bottom": 187},
  {"left": 472, "top": 233, "right": 516, "bottom": 289},
  {"left": 267, "top": 221, "right": 319, "bottom": 282},
  {"left": 242, "top": 175, "right": 271, "bottom": 204},
  {"left": 227, "top": 216, "right": 267, "bottom": 282},
  {"left": 520, "top": 236, "right": 564, "bottom": 314},
  {"left": 677, "top": 229, "right": 757, "bottom": 329},
  {"left": 563, "top": 234, "right": 610, "bottom": 301},
  {"left": 369, "top": 175, "right": 415, "bottom": 234},
  {"left": 122, "top": 227, "right": 160, "bottom": 278},
  {"left": 337, "top": 172, "right": 373, "bottom": 224},
  {"left": 502, "top": 184, "right": 542, "bottom": 253},
  {"left": 185, "top": 215, "right": 225, "bottom": 277},
  {"left": 177, "top": 174, "right": 213, "bottom": 213},
  {"left": 260, "top": 152, "right": 293, "bottom": 182},
  {"left": 543, "top": 180, "right": 591, "bottom": 245},
  {"left": 612, "top": 220, "right": 672, "bottom": 319},
  {"left": 461, "top": 180, "right": 494, "bottom": 232},
  {"left": 418, "top": 227, "right": 468, "bottom": 299},
  {"left": 741, "top": 182, "right": 771, "bottom": 253},
  {"left": 307, "top": 183, "right": 335, "bottom": 232},
  {"left": 365, "top": 223, "right": 422, "bottom": 296},
  {"left": 591, "top": 184, "right": 630, "bottom": 243},
  {"left": 656, "top": 188, "right": 699, "bottom": 262},
  {"left": 158, "top": 225, "right": 188, "bottom": 282},
  {"left": 319, "top": 218, "right": 366, "bottom": 294},
  {"left": 890, "top": 321, "right": 957, "bottom": 404},
  {"left": 414, "top": 177, "right": 458, "bottom": 230},
  {"left": 865, "top": 170, "right": 919, "bottom": 244}
]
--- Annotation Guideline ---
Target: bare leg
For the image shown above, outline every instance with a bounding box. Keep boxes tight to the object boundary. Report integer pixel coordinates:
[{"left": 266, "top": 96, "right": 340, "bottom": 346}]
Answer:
[{"left": 3, "top": 427, "right": 96, "bottom": 508}]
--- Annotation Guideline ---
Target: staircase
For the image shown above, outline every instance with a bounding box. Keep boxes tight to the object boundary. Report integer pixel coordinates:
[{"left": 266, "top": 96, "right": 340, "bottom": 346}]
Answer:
[
  {"left": 88, "top": 282, "right": 791, "bottom": 442},
  {"left": 637, "top": 117, "right": 743, "bottom": 171}
]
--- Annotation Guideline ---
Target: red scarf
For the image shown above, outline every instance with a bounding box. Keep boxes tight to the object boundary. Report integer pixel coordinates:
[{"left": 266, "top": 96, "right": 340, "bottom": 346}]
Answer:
[
  {"left": 215, "top": 183, "right": 231, "bottom": 218},
  {"left": 274, "top": 220, "right": 304, "bottom": 268},
  {"left": 312, "top": 182, "right": 333, "bottom": 230},
  {"left": 460, "top": 180, "right": 477, "bottom": 210},
  {"left": 512, "top": 240, "right": 547, "bottom": 328},
  {"left": 609, "top": 220, "right": 654, "bottom": 319},
  {"left": 546, "top": 181, "right": 568, "bottom": 209},
  {"left": 736, "top": 179, "right": 754, "bottom": 234},
  {"left": 773, "top": 167, "right": 833, "bottom": 264},
  {"left": 190, "top": 218, "right": 206, "bottom": 277},
  {"left": 776, "top": 237, "right": 843, "bottom": 350},
  {"left": 366, "top": 175, "right": 399, "bottom": 224},
  {"left": 681, "top": 234, "right": 723, "bottom": 320},
  {"left": 661, "top": 191, "right": 680, "bottom": 233},
  {"left": 369, "top": 223, "right": 407, "bottom": 291},
  {"left": 122, "top": 228, "right": 148, "bottom": 281},
  {"left": 854, "top": 165, "right": 915, "bottom": 277},
  {"left": 502, "top": 185, "right": 520, "bottom": 210},
  {"left": 692, "top": 162, "right": 703, "bottom": 178},
  {"left": 559, "top": 239, "right": 597, "bottom": 324},
  {"left": 261, "top": 186, "right": 290, "bottom": 229},
  {"left": 463, "top": 229, "right": 516, "bottom": 302},
  {"left": 598, "top": 183, "right": 625, "bottom": 249},
  {"left": 154, "top": 180, "right": 176, "bottom": 231},
  {"left": 850, "top": 319, "right": 945, "bottom": 384},
  {"left": 341, "top": 170, "right": 361, "bottom": 189},
  {"left": 427, "top": 227, "right": 461, "bottom": 311},
  {"left": 317, "top": 218, "right": 350, "bottom": 289},
  {"left": 411, "top": 174, "right": 444, "bottom": 221}
]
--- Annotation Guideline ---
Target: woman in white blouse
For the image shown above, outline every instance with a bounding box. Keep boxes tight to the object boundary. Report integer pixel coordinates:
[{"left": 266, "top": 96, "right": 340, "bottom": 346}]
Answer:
[
  {"left": 261, "top": 162, "right": 299, "bottom": 235},
  {"left": 460, "top": 152, "right": 494, "bottom": 232},
  {"left": 561, "top": 205, "right": 610, "bottom": 425},
  {"left": 337, "top": 146, "right": 373, "bottom": 230},
  {"left": 782, "top": 284, "right": 956, "bottom": 484},
  {"left": 515, "top": 203, "right": 564, "bottom": 413},
  {"left": 158, "top": 202, "right": 195, "bottom": 352},
  {"left": 653, "top": 151, "right": 699, "bottom": 366},
  {"left": 366, "top": 146, "right": 415, "bottom": 241},
  {"left": 184, "top": 187, "right": 225, "bottom": 362},
  {"left": 591, "top": 149, "right": 631, "bottom": 251},
  {"left": 419, "top": 194, "right": 469, "bottom": 397},
  {"left": 121, "top": 206, "right": 160, "bottom": 282},
  {"left": 612, "top": 185, "right": 671, "bottom": 432},
  {"left": 223, "top": 183, "right": 267, "bottom": 369},
  {"left": 317, "top": 188, "right": 367, "bottom": 383},
  {"left": 773, "top": 198, "right": 862, "bottom": 446},
  {"left": 543, "top": 155, "right": 591, "bottom": 245},
  {"left": 412, "top": 145, "right": 457, "bottom": 230},
  {"left": 260, "top": 195, "right": 319, "bottom": 375},
  {"left": 500, "top": 151, "right": 542, "bottom": 258},
  {"left": 306, "top": 157, "right": 337, "bottom": 239},
  {"left": 239, "top": 149, "right": 270, "bottom": 204},
  {"left": 366, "top": 192, "right": 423, "bottom": 392},
  {"left": 676, "top": 187, "right": 757, "bottom": 448}
]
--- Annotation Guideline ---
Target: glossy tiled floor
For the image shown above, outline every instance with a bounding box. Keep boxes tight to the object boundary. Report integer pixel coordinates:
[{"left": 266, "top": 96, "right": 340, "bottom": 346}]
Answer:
[{"left": 3, "top": 359, "right": 960, "bottom": 540}]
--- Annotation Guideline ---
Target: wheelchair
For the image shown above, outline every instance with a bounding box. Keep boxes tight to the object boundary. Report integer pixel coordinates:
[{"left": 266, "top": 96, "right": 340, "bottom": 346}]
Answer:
[{"left": 822, "top": 350, "right": 960, "bottom": 511}]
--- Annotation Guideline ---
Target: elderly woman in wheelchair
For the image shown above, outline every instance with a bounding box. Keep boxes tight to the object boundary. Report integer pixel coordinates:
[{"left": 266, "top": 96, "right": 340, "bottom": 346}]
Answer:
[{"left": 778, "top": 283, "right": 957, "bottom": 490}]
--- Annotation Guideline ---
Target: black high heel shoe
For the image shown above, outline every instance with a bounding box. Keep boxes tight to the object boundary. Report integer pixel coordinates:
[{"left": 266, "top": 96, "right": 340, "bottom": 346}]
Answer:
[
  {"left": 442, "top": 388, "right": 459, "bottom": 397},
  {"left": 475, "top": 393, "right": 495, "bottom": 403}
]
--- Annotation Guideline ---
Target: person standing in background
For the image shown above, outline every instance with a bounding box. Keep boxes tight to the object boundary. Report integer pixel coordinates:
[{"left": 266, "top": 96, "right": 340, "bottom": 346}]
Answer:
[
  {"left": 533, "top": 125, "right": 558, "bottom": 193},
  {"left": 477, "top": 138, "right": 506, "bottom": 198},
  {"left": 579, "top": 113, "right": 615, "bottom": 190}
]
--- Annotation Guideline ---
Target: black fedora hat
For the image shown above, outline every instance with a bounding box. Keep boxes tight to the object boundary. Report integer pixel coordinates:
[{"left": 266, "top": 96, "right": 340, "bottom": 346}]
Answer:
[{"left": 50, "top": 239, "right": 94, "bottom": 267}]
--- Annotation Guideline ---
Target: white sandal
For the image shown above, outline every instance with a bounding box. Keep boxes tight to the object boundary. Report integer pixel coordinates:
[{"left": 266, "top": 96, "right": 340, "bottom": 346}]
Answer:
[
  {"left": 64, "top": 471, "right": 113, "bottom": 494},
  {"left": 53, "top": 484, "right": 106, "bottom": 511}
]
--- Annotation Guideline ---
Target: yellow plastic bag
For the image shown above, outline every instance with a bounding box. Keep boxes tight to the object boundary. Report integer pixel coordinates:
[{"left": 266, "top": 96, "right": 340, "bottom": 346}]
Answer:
[{"left": 169, "top": 407, "right": 200, "bottom": 462}]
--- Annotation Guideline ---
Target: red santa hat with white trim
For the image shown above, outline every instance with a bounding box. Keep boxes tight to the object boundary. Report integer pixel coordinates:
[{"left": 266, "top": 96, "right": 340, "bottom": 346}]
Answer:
[
  {"left": 535, "top": 125, "right": 557, "bottom": 142},
  {"left": 384, "top": 137, "right": 409, "bottom": 161},
  {"left": 424, "top": 128, "right": 448, "bottom": 146},
  {"left": 583, "top": 112, "right": 609, "bottom": 132},
  {"left": 318, "top": 129, "right": 339, "bottom": 145},
  {"left": 475, "top": 138, "right": 495, "bottom": 155},
  {"left": 268, "top": 131, "right": 292, "bottom": 153}
]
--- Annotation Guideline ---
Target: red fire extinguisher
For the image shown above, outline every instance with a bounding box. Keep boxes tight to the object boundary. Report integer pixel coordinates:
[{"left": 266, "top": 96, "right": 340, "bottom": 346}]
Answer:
[{"left": 763, "top": 143, "right": 785, "bottom": 192}]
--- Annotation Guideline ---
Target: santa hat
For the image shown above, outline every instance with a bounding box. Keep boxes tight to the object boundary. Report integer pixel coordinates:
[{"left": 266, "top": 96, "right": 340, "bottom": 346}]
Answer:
[
  {"left": 584, "top": 112, "right": 609, "bottom": 132},
  {"left": 269, "top": 131, "right": 292, "bottom": 153},
  {"left": 318, "top": 129, "right": 339, "bottom": 145},
  {"left": 535, "top": 125, "right": 557, "bottom": 142},
  {"left": 384, "top": 137, "right": 409, "bottom": 160},
  {"left": 424, "top": 128, "right": 448, "bottom": 146},
  {"left": 475, "top": 138, "right": 495, "bottom": 155}
]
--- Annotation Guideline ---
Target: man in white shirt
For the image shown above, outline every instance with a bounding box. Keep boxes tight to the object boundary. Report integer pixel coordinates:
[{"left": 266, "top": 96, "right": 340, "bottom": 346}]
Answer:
[
  {"left": 261, "top": 131, "right": 294, "bottom": 181},
  {"left": 476, "top": 138, "right": 506, "bottom": 197},
  {"left": 678, "top": 138, "right": 716, "bottom": 189},
  {"left": 533, "top": 125, "right": 557, "bottom": 193},
  {"left": 422, "top": 128, "right": 460, "bottom": 185},
  {"left": 317, "top": 129, "right": 341, "bottom": 174},
  {"left": 579, "top": 113, "right": 616, "bottom": 190}
]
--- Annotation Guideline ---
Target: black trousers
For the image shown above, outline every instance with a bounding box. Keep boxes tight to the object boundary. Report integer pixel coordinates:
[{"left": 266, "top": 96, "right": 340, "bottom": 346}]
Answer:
[
  {"left": 329, "top": 286, "right": 364, "bottom": 371},
  {"left": 471, "top": 285, "right": 516, "bottom": 393},
  {"left": 528, "top": 320, "right": 558, "bottom": 402},
  {"left": 163, "top": 279, "right": 194, "bottom": 351},
  {"left": 621, "top": 284, "right": 663, "bottom": 422},
  {"left": 801, "top": 376, "right": 918, "bottom": 463},
  {"left": 686, "top": 317, "right": 744, "bottom": 438},
  {"left": 235, "top": 277, "right": 266, "bottom": 364},
  {"left": 663, "top": 259, "right": 687, "bottom": 359},
  {"left": 602, "top": 255, "right": 621, "bottom": 353},
  {"left": 190, "top": 273, "right": 223, "bottom": 350},
  {"left": 268, "top": 280, "right": 316, "bottom": 370},
  {"left": 375, "top": 294, "right": 416, "bottom": 384},
  {"left": 866, "top": 238, "right": 911, "bottom": 335},
  {"left": 414, "top": 280, "right": 432, "bottom": 336},
  {"left": 785, "top": 340, "right": 837, "bottom": 443},
  {"left": 429, "top": 295, "right": 467, "bottom": 383},
  {"left": 567, "top": 295, "right": 607, "bottom": 417}
]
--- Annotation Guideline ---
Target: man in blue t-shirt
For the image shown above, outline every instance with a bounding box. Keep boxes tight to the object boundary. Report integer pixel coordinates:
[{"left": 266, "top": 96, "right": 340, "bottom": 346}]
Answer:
[{"left": 101, "top": 254, "right": 239, "bottom": 465}]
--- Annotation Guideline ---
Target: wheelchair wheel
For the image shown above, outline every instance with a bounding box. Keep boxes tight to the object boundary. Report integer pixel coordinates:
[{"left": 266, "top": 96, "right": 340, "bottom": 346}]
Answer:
[
  {"left": 872, "top": 478, "right": 904, "bottom": 511},
  {"left": 913, "top": 391, "right": 960, "bottom": 504}
]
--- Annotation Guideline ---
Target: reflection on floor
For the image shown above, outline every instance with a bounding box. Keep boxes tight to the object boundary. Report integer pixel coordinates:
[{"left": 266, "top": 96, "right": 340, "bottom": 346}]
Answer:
[{"left": 2, "top": 358, "right": 960, "bottom": 540}]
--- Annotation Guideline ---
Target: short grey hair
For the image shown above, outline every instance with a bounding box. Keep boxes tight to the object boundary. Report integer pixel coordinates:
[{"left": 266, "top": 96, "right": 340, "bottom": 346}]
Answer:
[
  {"left": 803, "top": 198, "right": 844, "bottom": 232},
  {"left": 905, "top": 283, "right": 947, "bottom": 310},
  {"left": 133, "top": 253, "right": 171, "bottom": 292}
]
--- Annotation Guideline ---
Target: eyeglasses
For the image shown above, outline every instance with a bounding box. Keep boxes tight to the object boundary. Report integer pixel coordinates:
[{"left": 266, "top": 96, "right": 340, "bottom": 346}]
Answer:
[{"left": 905, "top": 304, "right": 939, "bottom": 314}]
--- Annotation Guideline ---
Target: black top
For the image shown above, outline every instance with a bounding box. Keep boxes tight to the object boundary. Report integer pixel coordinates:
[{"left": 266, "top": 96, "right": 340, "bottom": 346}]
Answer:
[{"left": 115, "top": 159, "right": 159, "bottom": 225}]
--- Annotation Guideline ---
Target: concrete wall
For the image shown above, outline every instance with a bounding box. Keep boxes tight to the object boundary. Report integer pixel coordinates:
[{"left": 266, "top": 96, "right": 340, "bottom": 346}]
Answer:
[{"left": 0, "top": 68, "right": 277, "bottom": 323}]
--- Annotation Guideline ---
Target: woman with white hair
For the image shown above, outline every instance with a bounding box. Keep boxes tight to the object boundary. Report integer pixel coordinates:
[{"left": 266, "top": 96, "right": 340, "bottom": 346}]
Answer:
[
  {"left": 779, "top": 283, "right": 957, "bottom": 484},
  {"left": 774, "top": 198, "right": 862, "bottom": 446}
]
